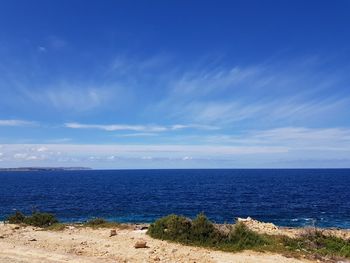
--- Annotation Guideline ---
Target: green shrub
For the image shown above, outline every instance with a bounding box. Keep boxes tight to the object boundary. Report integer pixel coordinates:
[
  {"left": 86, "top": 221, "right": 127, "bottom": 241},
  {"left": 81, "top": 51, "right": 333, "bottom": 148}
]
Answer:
[
  {"left": 24, "top": 212, "right": 58, "bottom": 227},
  {"left": 296, "top": 229, "right": 350, "bottom": 258},
  {"left": 6, "top": 211, "right": 58, "bottom": 228},
  {"left": 6, "top": 211, "right": 26, "bottom": 224},
  {"left": 148, "top": 214, "right": 192, "bottom": 242},
  {"left": 191, "top": 213, "right": 221, "bottom": 245},
  {"left": 83, "top": 218, "right": 125, "bottom": 229},
  {"left": 229, "top": 222, "right": 269, "bottom": 249},
  {"left": 148, "top": 213, "right": 350, "bottom": 260},
  {"left": 148, "top": 213, "right": 268, "bottom": 250}
]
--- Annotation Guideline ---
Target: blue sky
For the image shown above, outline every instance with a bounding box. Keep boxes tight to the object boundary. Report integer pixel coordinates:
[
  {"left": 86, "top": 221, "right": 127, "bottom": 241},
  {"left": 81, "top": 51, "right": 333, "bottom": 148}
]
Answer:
[{"left": 0, "top": 0, "right": 350, "bottom": 168}]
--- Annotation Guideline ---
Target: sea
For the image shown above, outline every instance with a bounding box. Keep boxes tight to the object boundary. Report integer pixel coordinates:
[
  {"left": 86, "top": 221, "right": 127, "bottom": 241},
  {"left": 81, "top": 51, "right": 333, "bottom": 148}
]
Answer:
[{"left": 0, "top": 169, "right": 349, "bottom": 228}]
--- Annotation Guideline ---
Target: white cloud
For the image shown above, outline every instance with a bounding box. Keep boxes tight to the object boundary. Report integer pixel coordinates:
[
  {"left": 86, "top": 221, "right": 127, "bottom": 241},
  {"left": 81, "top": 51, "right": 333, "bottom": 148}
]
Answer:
[
  {"left": 36, "top": 146, "right": 48, "bottom": 152},
  {"left": 2, "top": 143, "right": 288, "bottom": 160},
  {"left": 141, "top": 156, "right": 153, "bottom": 160},
  {"left": 64, "top": 122, "right": 219, "bottom": 132},
  {"left": 25, "top": 86, "right": 113, "bottom": 112},
  {"left": 14, "top": 153, "right": 28, "bottom": 159},
  {"left": 1, "top": 128, "right": 349, "bottom": 168},
  {"left": 154, "top": 57, "right": 350, "bottom": 126},
  {"left": 37, "top": 46, "right": 47, "bottom": 52},
  {"left": 202, "top": 127, "right": 350, "bottom": 151},
  {"left": 117, "top": 133, "right": 159, "bottom": 137},
  {"left": 107, "top": 155, "right": 117, "bottom": 160},
  {"left": 0, "top": 119, "right": 36, "bottom": 127}
]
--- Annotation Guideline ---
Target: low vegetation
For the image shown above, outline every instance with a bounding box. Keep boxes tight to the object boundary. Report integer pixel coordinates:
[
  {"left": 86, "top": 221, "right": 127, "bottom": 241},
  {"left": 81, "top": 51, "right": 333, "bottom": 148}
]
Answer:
[
  {"left": 148, "top": 213, "right": 350, "bottom": 261},
  {"left": 5, "top": 212, "right": 129, "bottom": 230},
  {"left": 6, "top": 210, "right": 349, "bottom": 260},
  {"left": 6, "top": 211, "right": 58, "bottom": 227},
  {"left": 82, "top": 217, "right": 130, "bottom": 229}
]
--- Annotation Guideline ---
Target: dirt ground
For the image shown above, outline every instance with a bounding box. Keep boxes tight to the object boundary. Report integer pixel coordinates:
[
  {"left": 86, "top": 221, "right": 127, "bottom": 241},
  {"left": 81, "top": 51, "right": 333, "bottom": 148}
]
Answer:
[{"left": 0, "top": 223, "right": 315, "bottom": 263}]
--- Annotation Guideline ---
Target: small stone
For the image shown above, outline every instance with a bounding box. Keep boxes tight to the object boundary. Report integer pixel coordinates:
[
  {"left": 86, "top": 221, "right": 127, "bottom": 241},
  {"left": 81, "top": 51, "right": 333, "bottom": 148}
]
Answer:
[
  {"left": 134, "top": 240, "right": 147, "bottom": 248},
  {"left": 80, "top": 241, "right": 87, "bottom": 245},
  {"left": 134, "top": 224, "right": 149, "bottom": 230},
  {"left": 0, "top": 235, "right": 4, "bottom": 239},
  {"left": 110, "top": 229, "right": 117, "bottom": 237},
  {"left": 29, "top": 238, "right": 37, "bottom": 241},
  {"left": 172, "top": 248, "right": 177, "bottom": 253},
  {"left": 14, "top": 226, "right": 20, "bottom": 230},
  {"left": 153, "top": 256, "right": 160, "bottom": 261}
]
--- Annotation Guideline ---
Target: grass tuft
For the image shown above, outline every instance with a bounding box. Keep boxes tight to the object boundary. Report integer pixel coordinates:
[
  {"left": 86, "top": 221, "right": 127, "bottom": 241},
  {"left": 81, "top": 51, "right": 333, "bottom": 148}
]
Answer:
[{"left": 83, "top": 218, "right": 130, "bottom": 229}]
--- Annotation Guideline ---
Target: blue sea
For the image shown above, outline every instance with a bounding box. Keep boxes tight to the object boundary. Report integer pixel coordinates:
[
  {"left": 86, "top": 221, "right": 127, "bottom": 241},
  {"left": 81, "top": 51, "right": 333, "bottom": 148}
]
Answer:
[{"left": 0, "top": 169, "right": 349, "bottom": 228}]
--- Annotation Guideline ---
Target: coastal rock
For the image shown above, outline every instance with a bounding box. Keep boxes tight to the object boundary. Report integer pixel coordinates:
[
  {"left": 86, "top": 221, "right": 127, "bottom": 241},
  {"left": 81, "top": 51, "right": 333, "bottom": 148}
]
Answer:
[
  {"left": 134, "top": 224, "right": 149, "bottom": 230},
  {"left": 237, "top": 217, "right": 282, "bottom": 236},
  {"left": 134, "top": 240, "right": 147, "bottom": 248},
  {"left": 237, "top": 217, "right": 252, "bottom": 222}
]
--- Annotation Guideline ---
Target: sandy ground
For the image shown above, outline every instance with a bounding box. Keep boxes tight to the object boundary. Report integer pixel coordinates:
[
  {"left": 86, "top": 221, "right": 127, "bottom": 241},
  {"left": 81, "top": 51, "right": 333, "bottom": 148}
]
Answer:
[{"left": 0, "top": 223, "right": 314, "bottom": 263}]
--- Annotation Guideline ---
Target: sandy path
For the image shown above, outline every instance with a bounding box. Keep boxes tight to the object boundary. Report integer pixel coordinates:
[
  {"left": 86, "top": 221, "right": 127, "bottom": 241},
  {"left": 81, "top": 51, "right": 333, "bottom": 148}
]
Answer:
[{"left": 0, "top": 224, "right": 313, "bottom": 263}]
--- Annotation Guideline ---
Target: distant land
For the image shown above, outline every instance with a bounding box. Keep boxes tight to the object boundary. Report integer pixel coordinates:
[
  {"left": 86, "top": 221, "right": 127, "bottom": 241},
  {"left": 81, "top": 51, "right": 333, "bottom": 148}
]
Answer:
[{"left": 0, "top": 167, "right": 92, "bottom": 171}]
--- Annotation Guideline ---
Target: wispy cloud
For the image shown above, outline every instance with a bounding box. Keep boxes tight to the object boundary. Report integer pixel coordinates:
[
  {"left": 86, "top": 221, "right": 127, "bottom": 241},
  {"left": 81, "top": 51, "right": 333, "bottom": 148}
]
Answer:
[
  {"left": 20, "top": 84, "right": 120, "bottom": 112},
  {"left": 1, "top": 125, "right": 350, "bottom": 168},
  {"left": 0, "top": 119, "right": 36, "bottom": 127},
  {"left": 201, "top": 127, "right": 350, "bottom": 151},
  {"left": 154, "top": 56, "right": 350, "bottom": 127},
  {"left": 116, "top": 133, "right": 159, "bottom": 137},
  {"left": 64, "top": 122, "right": 219, "bottom": 132}
]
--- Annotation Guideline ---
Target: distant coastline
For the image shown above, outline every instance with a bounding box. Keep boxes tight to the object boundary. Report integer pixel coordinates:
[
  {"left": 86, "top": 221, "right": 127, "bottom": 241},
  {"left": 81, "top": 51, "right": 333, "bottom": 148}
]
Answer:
[{"left": 0, "top": 167, "right": 92, "bottom": 171}]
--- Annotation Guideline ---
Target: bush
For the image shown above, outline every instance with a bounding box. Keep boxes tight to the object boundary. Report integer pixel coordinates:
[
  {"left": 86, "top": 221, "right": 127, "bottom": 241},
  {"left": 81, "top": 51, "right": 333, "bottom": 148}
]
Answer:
[
  {"left": 148, "top": 214, "right": 192, "bottom": 242},
  {"left": 148, "top": 213, "right": 268, "bottom": 250},
  {"left": 229, "top": 222, "right": 269, "bottom": 249},
  {"left": 148, "top": 213, "right": 349, "bottom": 260},
  {"left": 24, "top": 212, "right": 58, "bottom": 227},
  {"left": 297, "top": 228, "right": 350, "bottom": 258},
  {"left": 83, "top": 218, "right": 125, "bottom": 229},
  {"left": 191, "top": 213, "right": 221, "bottom": 245},
  {"left": 6, "top": 211, "right": 25, "bottom": 224},
  {"left": 6, "top": 211, "right": 58, "bottom": 227}
]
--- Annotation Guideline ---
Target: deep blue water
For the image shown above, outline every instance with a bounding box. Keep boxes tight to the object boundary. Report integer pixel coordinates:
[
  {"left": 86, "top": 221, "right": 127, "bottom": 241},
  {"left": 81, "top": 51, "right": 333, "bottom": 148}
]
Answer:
[{"left": 0, "top": 169, "right": 349, "bottom": 228}]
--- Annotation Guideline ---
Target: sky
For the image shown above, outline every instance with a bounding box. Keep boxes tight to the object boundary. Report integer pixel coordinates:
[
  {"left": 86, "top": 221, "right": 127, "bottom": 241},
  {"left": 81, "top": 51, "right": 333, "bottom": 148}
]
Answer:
[{"left": 0, "top": 0, "right": 350, "bottom": 168}]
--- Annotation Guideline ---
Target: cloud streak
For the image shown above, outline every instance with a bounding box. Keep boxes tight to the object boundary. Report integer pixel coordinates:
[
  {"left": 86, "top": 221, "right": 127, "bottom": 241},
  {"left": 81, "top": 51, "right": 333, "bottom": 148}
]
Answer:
[
  {"left": 64, "top": 122, "right": 219, "bottom": 132},
  {"left": 155, "top": 56, "right": 350, "bottom": 127},
  {"left": 1, "top": 125, "right": 350, "bottom": 168},
  {"left": 0, "top": 119, "right": 36, "bottom": 127}
]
